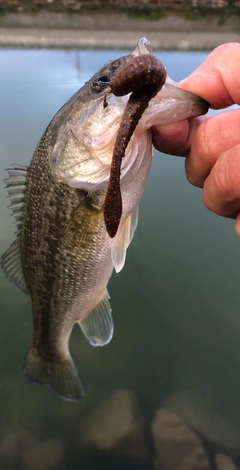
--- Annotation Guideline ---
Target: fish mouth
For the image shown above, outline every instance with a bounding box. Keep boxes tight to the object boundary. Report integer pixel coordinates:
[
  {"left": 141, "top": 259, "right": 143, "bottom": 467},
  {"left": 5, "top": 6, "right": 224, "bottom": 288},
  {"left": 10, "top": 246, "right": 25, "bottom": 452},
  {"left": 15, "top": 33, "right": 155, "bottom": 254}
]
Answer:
[{"left": 140, "top": 81, "right": 209, "bottom": 130}]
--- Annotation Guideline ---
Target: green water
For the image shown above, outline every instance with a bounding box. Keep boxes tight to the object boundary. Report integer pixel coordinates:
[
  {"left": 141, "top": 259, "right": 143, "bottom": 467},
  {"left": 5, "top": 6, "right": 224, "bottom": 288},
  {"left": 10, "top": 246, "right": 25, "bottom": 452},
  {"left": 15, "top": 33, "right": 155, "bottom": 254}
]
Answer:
[{"left": 1, "top": 48, "right": 240, "bottom": 469}]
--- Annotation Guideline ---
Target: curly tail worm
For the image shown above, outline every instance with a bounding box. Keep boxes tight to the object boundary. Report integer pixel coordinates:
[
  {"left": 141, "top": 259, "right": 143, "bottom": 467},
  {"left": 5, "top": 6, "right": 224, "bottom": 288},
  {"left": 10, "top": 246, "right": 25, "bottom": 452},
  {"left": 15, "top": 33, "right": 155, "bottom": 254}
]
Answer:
[{"left": 104, "top": 54, "right": 167, "bottom": 238}]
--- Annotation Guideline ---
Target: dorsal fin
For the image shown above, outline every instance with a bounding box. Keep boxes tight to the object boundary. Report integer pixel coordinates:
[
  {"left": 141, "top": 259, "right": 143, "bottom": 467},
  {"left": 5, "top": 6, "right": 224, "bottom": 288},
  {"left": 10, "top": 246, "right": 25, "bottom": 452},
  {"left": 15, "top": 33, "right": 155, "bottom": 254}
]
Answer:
[
  {"left": 4, "top": 164, "right": 28, "bottom": 231},
  {"left": 1, "top": 164, "right": 29, "bottom": 294}
]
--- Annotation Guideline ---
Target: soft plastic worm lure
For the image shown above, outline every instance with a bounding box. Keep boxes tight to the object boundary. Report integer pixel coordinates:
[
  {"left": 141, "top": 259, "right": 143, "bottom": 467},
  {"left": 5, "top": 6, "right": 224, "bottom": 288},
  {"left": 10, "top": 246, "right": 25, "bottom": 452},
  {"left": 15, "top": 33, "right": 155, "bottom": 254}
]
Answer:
[{"left": 104, "top": 54, "right": 167, "bottom": 238}]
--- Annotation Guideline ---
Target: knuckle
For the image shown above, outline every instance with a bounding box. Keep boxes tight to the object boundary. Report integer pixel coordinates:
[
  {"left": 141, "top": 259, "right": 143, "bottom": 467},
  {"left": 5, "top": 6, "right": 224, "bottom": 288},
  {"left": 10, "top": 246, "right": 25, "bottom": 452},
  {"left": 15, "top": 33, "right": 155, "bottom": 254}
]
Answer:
[
  {"left": 213, "top": 147, "right": 240, "bottom": 201},
  {"left": 202, "top": 145, "right": 240, "bottom": 216},
  {"left": 214, "top": 154, "right": 231, "bottom": 197},
  {"left": 185, "top": 119, "right": 216, "bottom": 184},
  {"left": 198, "top": 118, "right": 219, "bottom": 163}
]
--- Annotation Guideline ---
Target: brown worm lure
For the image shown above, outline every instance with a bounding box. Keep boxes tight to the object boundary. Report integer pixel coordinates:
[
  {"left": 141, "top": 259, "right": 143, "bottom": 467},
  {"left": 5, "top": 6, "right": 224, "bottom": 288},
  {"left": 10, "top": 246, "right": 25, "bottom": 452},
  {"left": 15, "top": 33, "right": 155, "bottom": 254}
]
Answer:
[{"left": 104, "top": 54, "right": 167, "bottom": 238}]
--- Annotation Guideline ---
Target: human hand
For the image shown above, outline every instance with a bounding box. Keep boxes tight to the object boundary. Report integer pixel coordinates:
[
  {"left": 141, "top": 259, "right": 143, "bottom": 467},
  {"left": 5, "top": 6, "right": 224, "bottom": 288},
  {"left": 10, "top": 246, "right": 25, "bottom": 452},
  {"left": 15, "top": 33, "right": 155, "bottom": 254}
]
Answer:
[{"left": 152, "top": 43, "right": 240, "bottom": 236}]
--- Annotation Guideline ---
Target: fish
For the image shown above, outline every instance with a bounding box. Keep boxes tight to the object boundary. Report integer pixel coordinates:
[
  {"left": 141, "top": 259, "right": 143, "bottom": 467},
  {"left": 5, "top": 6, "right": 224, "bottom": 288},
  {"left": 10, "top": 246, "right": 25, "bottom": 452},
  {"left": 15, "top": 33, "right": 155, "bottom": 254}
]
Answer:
[{"left": 1, "top": 37, "right": 209, "bottom": 401}]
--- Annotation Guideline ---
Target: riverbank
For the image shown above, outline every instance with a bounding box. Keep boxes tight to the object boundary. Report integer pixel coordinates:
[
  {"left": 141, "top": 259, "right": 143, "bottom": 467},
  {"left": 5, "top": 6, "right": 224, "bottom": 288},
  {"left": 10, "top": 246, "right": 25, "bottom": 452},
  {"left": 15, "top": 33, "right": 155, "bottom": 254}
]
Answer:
[
  {"left": 0, "top": 11, "right": 239, "bottom": 49},
  {"left": 0, "top": 27, "right": 239, "bottom": 50}
]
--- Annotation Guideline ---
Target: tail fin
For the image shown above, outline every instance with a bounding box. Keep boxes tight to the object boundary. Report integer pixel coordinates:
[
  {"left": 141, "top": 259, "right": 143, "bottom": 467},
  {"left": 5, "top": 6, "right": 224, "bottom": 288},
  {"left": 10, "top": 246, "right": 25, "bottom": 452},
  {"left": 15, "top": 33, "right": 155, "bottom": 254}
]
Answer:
[{"left": 23, "top": 347, "right": 84, "bottom": 402}]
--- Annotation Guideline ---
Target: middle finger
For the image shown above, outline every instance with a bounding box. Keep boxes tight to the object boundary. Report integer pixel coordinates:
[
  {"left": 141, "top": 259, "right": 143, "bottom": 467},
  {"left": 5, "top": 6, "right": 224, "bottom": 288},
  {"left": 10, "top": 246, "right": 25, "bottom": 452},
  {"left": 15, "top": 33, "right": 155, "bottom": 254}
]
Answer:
[{"left": 185, "top": 108, "right": 240, "bottom": 188}]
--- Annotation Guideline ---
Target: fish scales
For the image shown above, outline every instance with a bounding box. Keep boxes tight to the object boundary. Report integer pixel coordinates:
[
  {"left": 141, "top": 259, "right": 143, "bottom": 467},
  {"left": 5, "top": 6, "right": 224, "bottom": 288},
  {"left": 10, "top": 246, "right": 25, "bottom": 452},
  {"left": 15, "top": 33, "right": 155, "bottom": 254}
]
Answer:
[
  {"left": 23, "top": 132, "right": 111, "bottom": 354},
  {"left": 20, "top": 126, "right": 113, "bottom": 399},
  {"left": 1, "top": 37, "right": 209, "bottom": 401}
]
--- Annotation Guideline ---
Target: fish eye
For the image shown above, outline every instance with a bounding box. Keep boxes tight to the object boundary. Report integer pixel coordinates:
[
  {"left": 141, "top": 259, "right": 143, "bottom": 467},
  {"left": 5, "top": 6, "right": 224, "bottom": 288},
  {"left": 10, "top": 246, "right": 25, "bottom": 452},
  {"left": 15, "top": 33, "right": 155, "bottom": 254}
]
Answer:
[
  {"left": 91, "top": 75, "right": 110, "bottom": 92},
  {"left": 98, "top": 75, "right": 110, "bottom": 84}
]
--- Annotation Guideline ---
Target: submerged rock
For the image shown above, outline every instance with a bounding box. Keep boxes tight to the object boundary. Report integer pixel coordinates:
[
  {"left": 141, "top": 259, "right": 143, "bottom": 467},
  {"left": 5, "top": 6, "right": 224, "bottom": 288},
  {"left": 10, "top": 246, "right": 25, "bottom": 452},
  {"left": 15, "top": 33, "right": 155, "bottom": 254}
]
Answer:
[
  {"left": 151, "top": 409, "right": 212, "bottom": 470},
  {"left": 0, "top": 431, "right": 20, "bottom": 467},
  {"left": 76, "top": 388, "right": 149, "bottom": 460},
  {"left": 22, "top": 437, "right": 64, "bottom": 470},
  {"left": 0, "top": 426, "right": 38, "bottom": 468},
  {"left": 215, "top": 453, "right": 238, "bottom": 470},
  {"left": 163, "top": 390, "right": 240, "bottom": 453}
]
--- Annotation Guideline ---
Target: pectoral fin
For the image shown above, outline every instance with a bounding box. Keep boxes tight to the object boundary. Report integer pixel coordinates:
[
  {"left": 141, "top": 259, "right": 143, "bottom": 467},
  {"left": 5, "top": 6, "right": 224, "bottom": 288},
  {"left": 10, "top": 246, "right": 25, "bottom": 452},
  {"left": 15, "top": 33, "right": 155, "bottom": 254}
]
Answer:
[
  {"left": 79, "top": 289, "right": 113, "bottom": 346},
  {"left": 129, "top": 206, "right": 139, "bottom": 245},
  {"left": 111, "top": 207, "right": 139, "bottom": 273}
]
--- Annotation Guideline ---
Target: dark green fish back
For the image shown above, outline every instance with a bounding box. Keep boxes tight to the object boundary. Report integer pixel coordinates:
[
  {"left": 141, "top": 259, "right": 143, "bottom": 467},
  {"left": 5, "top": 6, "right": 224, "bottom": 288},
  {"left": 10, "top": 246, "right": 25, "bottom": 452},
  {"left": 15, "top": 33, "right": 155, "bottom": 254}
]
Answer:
[{"left": 21, "top": 130, "right": 80, "bottom": 351}]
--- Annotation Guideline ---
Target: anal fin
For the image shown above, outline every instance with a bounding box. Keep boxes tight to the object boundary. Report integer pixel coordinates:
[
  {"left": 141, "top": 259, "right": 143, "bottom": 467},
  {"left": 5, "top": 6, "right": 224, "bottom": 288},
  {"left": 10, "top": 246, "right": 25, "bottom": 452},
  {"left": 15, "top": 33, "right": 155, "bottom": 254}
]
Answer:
[{"left": 79, "top": 289, "right": 113, "bottom": 347}]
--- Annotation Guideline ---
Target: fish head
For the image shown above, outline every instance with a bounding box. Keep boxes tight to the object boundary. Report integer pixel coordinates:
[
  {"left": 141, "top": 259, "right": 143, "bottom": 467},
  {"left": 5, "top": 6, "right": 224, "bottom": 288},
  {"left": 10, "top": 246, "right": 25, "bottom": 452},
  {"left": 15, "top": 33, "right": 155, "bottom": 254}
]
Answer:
[
  {"left": 48, "top": 38, "right": 160, "bottom": 190},
  {"left": 48, "top": 37, "right": 209, "bottom": 192},
  {"left": 48, "top": 54, "right": 129, "bottom": 189},
  {"left": 49, "top": 38, "right": 154, "bottom": 190}
]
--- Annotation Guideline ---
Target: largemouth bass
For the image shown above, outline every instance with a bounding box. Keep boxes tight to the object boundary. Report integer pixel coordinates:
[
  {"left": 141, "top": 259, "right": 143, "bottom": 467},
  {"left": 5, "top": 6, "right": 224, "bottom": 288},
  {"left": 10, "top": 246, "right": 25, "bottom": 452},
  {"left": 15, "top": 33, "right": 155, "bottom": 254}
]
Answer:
[{"left": 1, "top": 38, "right": 208, "bottom": 401}]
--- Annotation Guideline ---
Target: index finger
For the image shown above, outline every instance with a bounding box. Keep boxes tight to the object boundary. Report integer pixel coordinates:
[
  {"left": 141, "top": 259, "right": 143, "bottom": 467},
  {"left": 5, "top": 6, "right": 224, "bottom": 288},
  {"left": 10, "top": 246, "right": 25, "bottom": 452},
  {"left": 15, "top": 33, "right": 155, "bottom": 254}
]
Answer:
[{"left": 180, "top": 42, "right": 240, "bottom": 109}]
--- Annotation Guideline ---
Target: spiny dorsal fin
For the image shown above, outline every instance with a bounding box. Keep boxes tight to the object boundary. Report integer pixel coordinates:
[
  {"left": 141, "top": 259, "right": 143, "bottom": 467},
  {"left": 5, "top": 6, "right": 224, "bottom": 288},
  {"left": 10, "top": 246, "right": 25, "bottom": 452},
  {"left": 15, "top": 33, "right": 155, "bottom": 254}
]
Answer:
[
  {"left": 1, "top": 238, "right": 29, "bottom": 294},
  {"left": 110, "top": 206, "right": 139, "bottom": 273},
  {"left": 79, "top": 289, "right": 113, "bottom": 346},
  {"left": 4, "top": 164, "right": 28, "bottom": 231}
]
